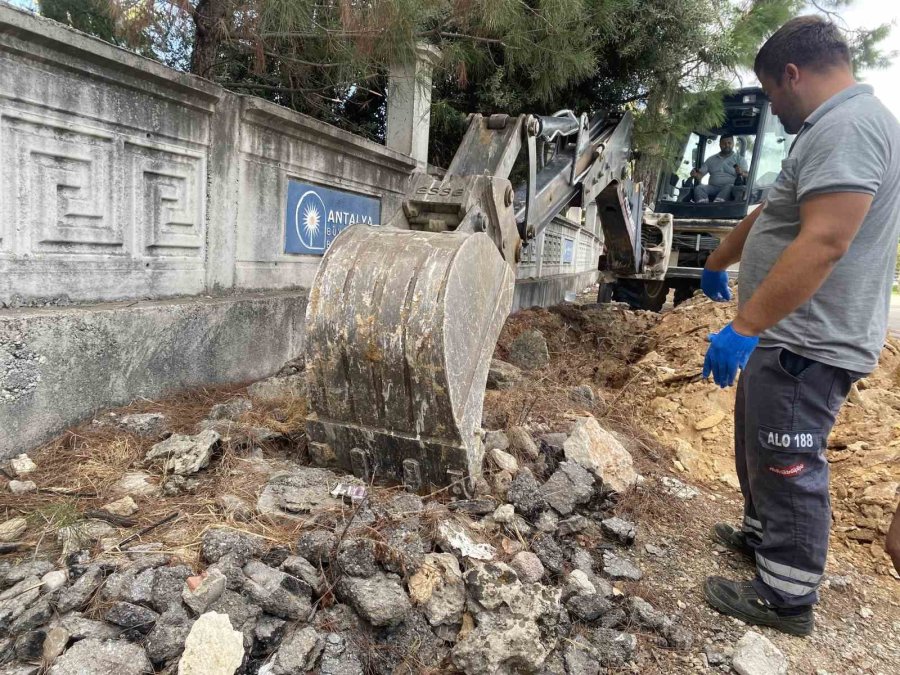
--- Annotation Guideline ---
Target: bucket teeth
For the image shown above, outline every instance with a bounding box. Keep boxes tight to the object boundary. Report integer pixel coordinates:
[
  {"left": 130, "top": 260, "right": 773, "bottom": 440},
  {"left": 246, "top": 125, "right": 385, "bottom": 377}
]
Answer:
[{"left": 305, "top": 225, "right": 514, "bottom": 493}]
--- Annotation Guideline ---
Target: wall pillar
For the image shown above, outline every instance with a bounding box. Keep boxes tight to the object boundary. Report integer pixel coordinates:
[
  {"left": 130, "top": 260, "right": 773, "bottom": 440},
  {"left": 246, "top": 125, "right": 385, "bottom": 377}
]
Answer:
[{"left": 386, "top": 43, "right": 442, "bottom": 170}]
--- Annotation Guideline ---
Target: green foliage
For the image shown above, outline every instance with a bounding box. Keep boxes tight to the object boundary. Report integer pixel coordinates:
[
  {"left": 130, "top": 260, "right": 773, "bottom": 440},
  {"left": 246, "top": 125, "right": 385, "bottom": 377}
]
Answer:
[
  {"left": 34, "top": 0, "right": 894, "bottom": 176},
  {"left": 39, "top": 0, "right": 118, "bottom": 41},
  {"left": 805, "top": 1, "right": 896, "bottom": 74},
  {"left": 37, "top": 0, "right": 193, "bottom": 70},
  {"left": 846, "top": 22, "right": 895, "bottom": 74},
  {"left": 625, "top": 0, "right": 802, "bottom": 180}
]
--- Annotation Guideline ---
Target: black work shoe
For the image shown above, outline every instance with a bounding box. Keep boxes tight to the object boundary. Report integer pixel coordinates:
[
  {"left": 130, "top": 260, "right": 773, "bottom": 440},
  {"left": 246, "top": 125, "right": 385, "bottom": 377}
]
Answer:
[
  {"left": 704, "top": 576, "right": 814, "bottom": 636},
  {"left": 713, "top": 523, "right": 755, "bottom": 561}
]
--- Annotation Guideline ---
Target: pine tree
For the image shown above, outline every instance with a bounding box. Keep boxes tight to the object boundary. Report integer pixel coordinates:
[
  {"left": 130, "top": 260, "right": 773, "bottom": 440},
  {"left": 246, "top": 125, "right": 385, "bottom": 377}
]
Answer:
[{"left": 36, "top": 0, "right": 893, "bottom": 171}]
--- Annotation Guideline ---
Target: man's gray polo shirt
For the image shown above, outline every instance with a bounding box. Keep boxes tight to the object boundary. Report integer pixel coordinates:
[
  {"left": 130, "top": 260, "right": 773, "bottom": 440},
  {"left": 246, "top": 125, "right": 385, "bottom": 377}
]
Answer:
[
  {"left": 738, "top": 84, "right": 900, "bottom": 373},
  {"left": 700, "top": 151, "right": 749, "bottom": 187}
]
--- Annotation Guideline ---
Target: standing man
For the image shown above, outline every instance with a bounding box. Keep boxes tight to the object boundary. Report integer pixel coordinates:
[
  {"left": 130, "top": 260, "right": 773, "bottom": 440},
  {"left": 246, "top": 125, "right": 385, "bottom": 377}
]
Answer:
[
  {"left": 691, "top": 135, "right": 749, "bottom": 202},
  {"left": 699, "top": 16, "right": 900, "bottom": 636}
]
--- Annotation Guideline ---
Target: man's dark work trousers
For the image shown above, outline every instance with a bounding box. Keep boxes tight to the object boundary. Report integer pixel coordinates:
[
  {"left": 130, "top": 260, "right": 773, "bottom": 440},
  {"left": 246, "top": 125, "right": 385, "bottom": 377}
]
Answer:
[{"left": 734, "top": 347, "right": 857, "bottom": 607}]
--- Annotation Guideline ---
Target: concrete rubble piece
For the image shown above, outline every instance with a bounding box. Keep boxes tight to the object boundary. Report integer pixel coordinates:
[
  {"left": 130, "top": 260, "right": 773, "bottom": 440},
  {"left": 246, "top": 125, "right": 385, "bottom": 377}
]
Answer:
[
  {"left": 145, "top": 431, "right": 220, "bottom": 476},
  {"left": 177, "top": 612, "right": 245, "bottom": 675},
  {"left": 731, "top": 630, "right": 788, "bottom": 675},
  {"left": 563, "top": 416, "right": 638, "bottom": 494}
]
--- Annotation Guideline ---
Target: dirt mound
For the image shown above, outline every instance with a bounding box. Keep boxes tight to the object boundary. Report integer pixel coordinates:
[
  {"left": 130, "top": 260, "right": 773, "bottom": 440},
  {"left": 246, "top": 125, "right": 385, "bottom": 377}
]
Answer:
[
  {"left": 484, "top": 297, "right": 900, "bottom": 673},
  {"left": 484, "top": 304, "right": 657, "bottom": 433},
  {"left": 492, "top": 296, "right": 900, "bottom": 577},
  {"left": 607, "top": 295, "right": 900, "bottom": 578}
]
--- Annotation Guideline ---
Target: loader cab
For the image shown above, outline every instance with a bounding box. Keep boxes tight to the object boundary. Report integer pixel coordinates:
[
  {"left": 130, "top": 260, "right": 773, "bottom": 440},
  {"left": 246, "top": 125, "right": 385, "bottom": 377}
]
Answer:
[
  {"left": 655, "top": 88, "right": 792, "bottom": 219},
  {"left": 603, "top": 88, "right": 793, "bottom": 311}
]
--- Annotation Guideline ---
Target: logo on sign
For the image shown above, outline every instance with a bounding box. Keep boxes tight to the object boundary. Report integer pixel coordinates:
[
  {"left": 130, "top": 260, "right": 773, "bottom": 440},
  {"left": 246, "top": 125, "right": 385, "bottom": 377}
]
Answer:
[
  {"left": 285, "top": 180, "right": 381, "bottom": 256},
  {"left": 295, "top": 190, "right": 328, "bottom": 251}
]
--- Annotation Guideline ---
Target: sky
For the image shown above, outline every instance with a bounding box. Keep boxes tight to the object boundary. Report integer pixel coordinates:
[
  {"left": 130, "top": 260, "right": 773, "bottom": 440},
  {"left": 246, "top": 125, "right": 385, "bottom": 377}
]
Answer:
[
  {"left": 831, "top": 0, "right": 900, "bottom": 114},
  {"left": 734, "top": 1, "right": 900, "bottom": 114}
]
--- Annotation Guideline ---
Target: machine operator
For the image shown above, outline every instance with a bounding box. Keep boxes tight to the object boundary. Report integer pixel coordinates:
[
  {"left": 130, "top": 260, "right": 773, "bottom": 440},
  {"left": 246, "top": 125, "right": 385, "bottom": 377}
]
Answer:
[{"left": 691, "top": 134, "right": 749, "bottom": 203}]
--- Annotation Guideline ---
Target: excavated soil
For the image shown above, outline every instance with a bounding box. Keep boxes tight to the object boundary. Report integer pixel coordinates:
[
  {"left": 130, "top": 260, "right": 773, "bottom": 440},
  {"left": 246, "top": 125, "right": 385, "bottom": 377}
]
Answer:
[
  {"left": 634, "top": 295, "right": 899, "bottom": 579},
  {"left": 0, "top": 293, "right": 896, "bottom": 674},
  {"left": 486, "top": 294, "right": 900, "bottom": 674},
  {"left": 490, "top": 294, "right": 900, "bottom": 581}
]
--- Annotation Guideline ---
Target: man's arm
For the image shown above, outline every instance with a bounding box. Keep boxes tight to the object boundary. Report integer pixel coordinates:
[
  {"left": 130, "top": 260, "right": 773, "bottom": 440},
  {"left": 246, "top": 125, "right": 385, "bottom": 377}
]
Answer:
[
  {"left": 731, "top": 192, "right": 872, "bottom": 336},
  {"left": 705, "top": 203, "right": 765, "bottom": 270},
  {"left": 691, "top": 161, "right": 709, "bottom": 180}
]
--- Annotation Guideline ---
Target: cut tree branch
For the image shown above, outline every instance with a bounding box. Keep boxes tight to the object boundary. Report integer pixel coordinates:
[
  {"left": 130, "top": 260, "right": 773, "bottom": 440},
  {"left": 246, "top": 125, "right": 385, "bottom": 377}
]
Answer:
[{"left": 436, "top": 31, "right": 505, "bottom": 46}]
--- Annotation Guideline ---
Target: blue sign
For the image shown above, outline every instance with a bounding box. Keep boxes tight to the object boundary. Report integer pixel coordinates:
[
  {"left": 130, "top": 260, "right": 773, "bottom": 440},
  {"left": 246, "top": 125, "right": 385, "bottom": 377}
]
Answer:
[
  {"left": 284, "top": 180, "right": 381, "bottom": 255},
  {"left": 563, "top": 238, "right": 575, "bottom": 264}
]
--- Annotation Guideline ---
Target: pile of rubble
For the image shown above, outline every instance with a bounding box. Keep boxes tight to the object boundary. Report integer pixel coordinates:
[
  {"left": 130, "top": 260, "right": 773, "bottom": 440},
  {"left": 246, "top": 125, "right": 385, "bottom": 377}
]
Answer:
[
  {"left": 0, "top": 363, "right": 710, "bottom": 674},
  {"left": 487, "top": 296, "right": 900, "bottom": 577},
  {"left": 6, "top": 294, "right": 890, "bottom": 673}
]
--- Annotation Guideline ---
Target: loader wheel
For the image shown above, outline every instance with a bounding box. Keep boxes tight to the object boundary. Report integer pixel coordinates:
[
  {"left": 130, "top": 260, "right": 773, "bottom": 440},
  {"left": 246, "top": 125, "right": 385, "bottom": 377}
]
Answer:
[
  {"left": 611, "top": 279, "right": 668, "bottom": 312},
  {"left": 673, "top": 281, "right": 698, "bottom": 306}
]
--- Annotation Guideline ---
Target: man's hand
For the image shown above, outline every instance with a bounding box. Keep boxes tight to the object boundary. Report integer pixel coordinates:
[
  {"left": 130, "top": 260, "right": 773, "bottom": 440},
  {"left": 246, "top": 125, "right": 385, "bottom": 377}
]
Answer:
[
  {"left": 887, "top": 503, "right": 900, "bottom": 575},
  {"left": 701, "top": 269, "right": 732, "bottom": 301},
  {"left": 703, "top": 323, "right": 759, "bottom": 387},
  {"left": 690, "top": 168, "right": 702, "bottom": 180}
]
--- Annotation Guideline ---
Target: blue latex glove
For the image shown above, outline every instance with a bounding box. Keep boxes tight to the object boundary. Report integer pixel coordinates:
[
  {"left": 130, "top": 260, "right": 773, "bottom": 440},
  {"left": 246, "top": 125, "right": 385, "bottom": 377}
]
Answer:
[
  {"left": 703, "top": 323, "right": 759, "bottom": 387},
  {"left": 701, "top": 268, "right": 732, "bottom": 302}
]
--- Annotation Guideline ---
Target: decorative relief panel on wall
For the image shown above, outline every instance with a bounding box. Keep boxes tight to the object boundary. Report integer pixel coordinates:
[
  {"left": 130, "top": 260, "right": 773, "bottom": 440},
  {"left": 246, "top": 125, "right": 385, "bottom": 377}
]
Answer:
[
  {"left": 544, "top": 231, "right": 563, "bottom": 266},
  {"left": 0, "top": 111, "right": 207, "bottom": 263},
  {"left": 2, "top": 112, "right": 119, "bottom": 255},
  {"left": 578, "top": 238, "right": 593, "bottom": 269},
  {"left": 125, "top": 141, "right": 204, "bottom": 258}
]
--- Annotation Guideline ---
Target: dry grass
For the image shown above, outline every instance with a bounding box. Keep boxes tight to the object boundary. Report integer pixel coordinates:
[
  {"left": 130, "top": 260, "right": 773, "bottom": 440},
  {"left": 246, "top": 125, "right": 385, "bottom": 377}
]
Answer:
[
  {"left": 485, "top": 304, "right": 658, "bottom": 430},
  {"left": 0, "top": 384, "right": 313, "bottom": 567}
]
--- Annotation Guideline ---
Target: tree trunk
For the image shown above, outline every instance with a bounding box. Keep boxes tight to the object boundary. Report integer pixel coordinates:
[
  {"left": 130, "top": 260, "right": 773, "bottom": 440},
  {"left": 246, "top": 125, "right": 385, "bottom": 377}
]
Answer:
[{"left": 191, "top": 0, "right": 229, "bottom": 78}]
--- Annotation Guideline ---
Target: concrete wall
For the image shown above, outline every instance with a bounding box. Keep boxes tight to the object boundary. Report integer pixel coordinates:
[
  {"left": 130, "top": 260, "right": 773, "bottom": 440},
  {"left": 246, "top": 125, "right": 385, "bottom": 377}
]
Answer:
[
  {"left": 513, "top": 270, "right": 599, "bottom": 312},
  {"left": 0, "top": 291, "right": 307, "bottom": 457},
  {"left": 0, "top": 6, "right": 415, "bottom": 457},
  {"left": 0, "top": 5, "right": 415, "bottom": 306},
  {"left": 514, "top": 214, "right": 601, "bottom": 309},
  {"left": 229, "top": 99, "right": 413, "bottom": 292}
]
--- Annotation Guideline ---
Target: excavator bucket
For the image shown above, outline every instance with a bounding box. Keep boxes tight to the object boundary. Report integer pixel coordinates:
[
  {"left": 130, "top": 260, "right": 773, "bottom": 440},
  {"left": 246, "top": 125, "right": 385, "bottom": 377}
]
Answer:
[
  {"left": 305, "top": 224, "right": 515, "bottom": 495},
  {"left": 304, "top": 110, "right": 650, "bottom": 494}
]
